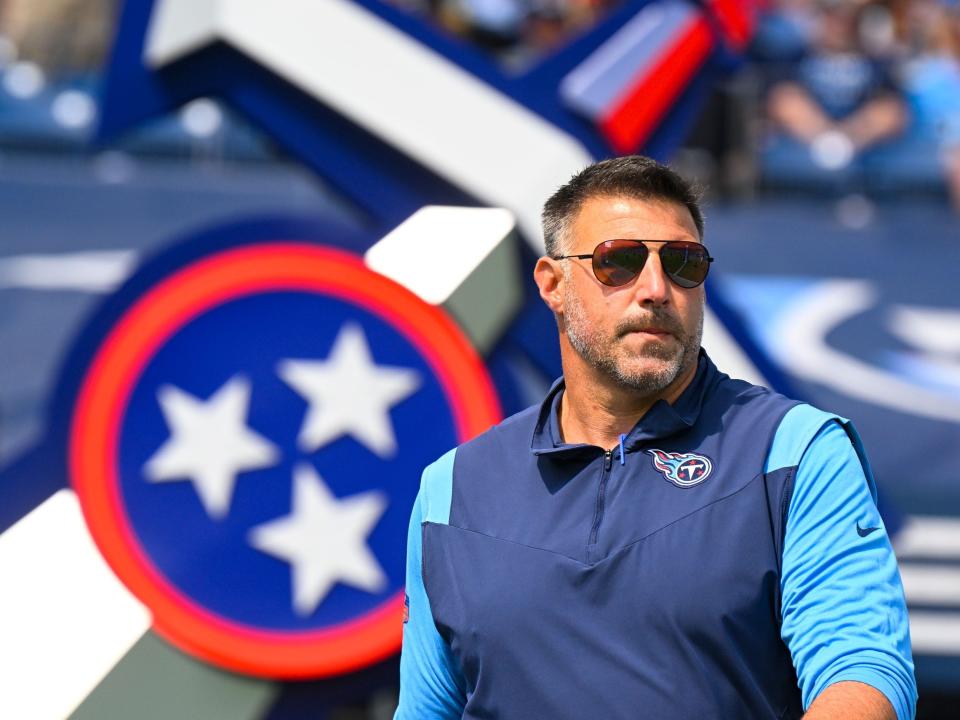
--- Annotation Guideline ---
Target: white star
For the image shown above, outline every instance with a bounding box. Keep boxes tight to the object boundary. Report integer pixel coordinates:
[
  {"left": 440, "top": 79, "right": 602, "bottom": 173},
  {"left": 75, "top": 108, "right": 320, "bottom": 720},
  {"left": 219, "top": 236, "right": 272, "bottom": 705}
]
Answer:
[
  {"left": 278, "top": 323, "right": 420, "bottom": 458},
  {"left": 248, "top": 463, "right": 388, "bottom": 616},
  {"left": 143, "top": 376, "right": 279, "bottom": 519}
]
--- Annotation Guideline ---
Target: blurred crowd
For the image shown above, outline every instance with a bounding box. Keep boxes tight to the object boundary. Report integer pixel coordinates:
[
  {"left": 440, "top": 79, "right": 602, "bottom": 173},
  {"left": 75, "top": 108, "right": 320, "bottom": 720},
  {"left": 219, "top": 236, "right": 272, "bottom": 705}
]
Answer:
[
  {"left": 388, "top": 0, "right": 625, "bottom": 67},
  {"left": 0, "top": 0, "right": 277, "bottom": 161},
  {"left": 4, "top": 0, "right": 960, "bottom": 209},
  {"left": 753, "top": 0, "right": 960, "bottom": 208},
  {"left": 395, "top": 0, "right": 960, "bottom": 210},
  {"left": 0, "top": 0, "right": 114, "bottom": 74}
]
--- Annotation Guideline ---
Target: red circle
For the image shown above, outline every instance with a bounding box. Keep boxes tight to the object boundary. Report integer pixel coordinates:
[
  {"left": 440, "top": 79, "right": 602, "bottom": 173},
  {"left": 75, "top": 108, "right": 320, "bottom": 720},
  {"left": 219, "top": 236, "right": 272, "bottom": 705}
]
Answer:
[{"left": 69, "top": 243, "right": 501, "bottom": 678}]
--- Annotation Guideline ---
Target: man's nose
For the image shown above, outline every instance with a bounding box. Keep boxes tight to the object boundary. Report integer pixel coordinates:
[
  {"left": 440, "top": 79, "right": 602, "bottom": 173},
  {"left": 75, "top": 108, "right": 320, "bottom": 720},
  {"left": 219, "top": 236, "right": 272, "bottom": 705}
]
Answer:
[{"left": 632, "top": 250, "right": 670, "bottom": 305}]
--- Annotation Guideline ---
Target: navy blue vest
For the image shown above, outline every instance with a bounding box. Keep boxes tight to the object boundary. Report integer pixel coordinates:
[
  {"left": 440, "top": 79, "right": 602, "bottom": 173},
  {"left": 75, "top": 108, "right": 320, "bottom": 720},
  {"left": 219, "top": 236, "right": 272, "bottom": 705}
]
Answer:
[{"left": 422, "top": 355, "right": 804, "bottom": 719}]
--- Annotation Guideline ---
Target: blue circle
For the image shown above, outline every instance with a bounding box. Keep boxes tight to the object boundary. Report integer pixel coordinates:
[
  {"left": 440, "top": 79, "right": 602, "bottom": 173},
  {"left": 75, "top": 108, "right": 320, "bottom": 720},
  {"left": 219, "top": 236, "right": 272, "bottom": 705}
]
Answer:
[{"left": 118, "top": 289, "right": 458, "bottom": 631}]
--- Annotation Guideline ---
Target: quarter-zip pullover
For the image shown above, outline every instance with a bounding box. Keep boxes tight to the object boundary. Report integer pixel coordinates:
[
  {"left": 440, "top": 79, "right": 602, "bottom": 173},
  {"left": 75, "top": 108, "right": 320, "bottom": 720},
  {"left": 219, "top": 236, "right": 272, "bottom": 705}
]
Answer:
[{"left": 396, "top": 352, "right": 916, "bottom": 720}]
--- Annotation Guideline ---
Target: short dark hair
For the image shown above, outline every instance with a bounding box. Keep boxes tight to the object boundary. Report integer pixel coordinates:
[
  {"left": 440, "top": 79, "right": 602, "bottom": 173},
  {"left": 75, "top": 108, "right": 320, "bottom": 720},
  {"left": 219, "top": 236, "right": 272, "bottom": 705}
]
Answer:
[{"left": 541, "top": 156, "right": 704, "bottom": 257}]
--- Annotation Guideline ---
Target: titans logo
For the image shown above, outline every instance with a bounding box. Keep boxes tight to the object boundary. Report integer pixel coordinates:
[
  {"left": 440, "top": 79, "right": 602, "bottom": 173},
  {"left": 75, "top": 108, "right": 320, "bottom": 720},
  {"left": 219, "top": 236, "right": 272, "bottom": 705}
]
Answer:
[{"left": 647, "top": 449, "right": 714, "bottom": 487}]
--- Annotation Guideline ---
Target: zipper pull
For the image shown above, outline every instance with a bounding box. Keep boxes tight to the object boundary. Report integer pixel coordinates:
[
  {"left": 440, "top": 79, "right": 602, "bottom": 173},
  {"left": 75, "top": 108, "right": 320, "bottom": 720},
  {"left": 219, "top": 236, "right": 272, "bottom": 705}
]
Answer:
[
  {"left": 604, "top": 449, "right": 613, "bottom": 470},
  {"left": 618, "top": 433, "right": 626, "bottom": 466}
]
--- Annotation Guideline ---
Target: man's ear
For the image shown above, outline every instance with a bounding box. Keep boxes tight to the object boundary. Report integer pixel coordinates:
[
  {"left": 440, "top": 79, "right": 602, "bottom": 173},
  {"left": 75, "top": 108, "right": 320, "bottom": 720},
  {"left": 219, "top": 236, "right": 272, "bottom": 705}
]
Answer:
[{"left": 534, "top": 256, "right": 565, "bottom": 314}]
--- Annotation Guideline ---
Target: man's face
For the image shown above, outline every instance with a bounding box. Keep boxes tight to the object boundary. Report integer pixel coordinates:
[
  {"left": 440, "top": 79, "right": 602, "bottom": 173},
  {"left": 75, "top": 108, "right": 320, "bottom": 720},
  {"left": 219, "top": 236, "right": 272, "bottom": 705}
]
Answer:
[{"left": 559, "top": 194, "right": 705, "bottom": 394}]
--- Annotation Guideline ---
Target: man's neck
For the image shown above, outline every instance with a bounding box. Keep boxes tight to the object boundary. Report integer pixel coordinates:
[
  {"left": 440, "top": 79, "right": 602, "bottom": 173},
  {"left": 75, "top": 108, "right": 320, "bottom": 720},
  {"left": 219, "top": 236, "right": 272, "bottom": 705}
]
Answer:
[{"left": 558, "top": 359, "right": 697, "bottom": 451}]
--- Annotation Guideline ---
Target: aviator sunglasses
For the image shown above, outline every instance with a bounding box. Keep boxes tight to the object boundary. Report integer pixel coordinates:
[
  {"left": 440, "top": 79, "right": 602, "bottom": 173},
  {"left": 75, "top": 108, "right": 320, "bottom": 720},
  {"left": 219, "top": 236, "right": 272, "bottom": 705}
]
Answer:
[{"left": 554, "top": 239, "right": 714, "bottom": 289}]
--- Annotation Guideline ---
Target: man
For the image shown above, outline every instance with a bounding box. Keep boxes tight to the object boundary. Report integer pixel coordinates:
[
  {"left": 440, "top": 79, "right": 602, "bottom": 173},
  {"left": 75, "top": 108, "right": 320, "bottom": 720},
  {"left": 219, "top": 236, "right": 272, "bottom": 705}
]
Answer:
[{"left": 395, "top": 156, "right": 916, "bottom": 719}]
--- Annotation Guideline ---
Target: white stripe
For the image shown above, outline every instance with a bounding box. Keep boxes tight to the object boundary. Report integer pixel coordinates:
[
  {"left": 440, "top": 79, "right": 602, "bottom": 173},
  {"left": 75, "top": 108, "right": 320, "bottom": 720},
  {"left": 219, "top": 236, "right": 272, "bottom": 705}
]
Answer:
[
  {"left": 0, "top": 490, "right": 151, "bottom": 719},
  {"left": 895, "top": 516, "right": 960, "bottom": 559},
  {"left": 888, "top": 305, "right": 960, "bottom": 357},
  {"left": 145, "top": 0, "right": 594, "bottom": 248},
  {"left": 772, "top": 280, "right": 960, "bottom": 422},
  {"left": 365, "top": 206, "right": 516, "bottom": 305},
  {"left": 909, "top": 611, "right": 960, "bottom": 655},
  {"left": 0, "top": 251, "right": 137, "bottom": 292},
  {"left": 560, "top": 2, "right": 669, "bottom": 98},
  {"left": 901, "top": 565, "right": 960, "bottom": 606},
  {"left": 364, "top": 206, "right": 521, "bottom": 353},
  {"left": 702, "top": 306, "right": 768, "bottom": 387}
]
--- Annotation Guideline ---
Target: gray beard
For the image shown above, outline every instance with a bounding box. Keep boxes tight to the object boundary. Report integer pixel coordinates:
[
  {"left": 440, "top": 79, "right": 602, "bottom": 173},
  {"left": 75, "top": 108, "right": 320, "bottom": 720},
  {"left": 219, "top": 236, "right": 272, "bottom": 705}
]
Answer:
[{"left": 563, "top": 287, "right": 702, "bottom": 395}]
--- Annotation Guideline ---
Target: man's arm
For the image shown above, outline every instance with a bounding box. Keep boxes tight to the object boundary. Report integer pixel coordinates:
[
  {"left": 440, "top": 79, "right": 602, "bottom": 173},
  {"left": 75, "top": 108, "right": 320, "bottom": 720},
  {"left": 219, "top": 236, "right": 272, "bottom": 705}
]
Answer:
[
  {"left": 395, "top": 451, "right": 466, "bottom": 719},
  {"left": 772, "top": 407, "right": 917, "bottom": 720},
  {"left": 804, "top": 681, "right": 896, "bottom": 720}
]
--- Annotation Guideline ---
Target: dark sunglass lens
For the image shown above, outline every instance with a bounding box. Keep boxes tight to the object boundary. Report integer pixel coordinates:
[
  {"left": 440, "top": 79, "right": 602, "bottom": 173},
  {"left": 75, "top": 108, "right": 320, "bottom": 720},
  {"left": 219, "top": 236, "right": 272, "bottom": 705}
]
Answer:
[
  {"left": 660, "top": 242, "right": 710, "bottom": 288},
  {"left": 593, "top": 241, "right": 647, "bottom": 286}
]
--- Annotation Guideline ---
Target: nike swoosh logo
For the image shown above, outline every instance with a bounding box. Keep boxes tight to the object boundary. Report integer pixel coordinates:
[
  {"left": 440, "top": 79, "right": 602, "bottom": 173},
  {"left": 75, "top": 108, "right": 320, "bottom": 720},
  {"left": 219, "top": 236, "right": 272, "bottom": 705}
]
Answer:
[{"left": 857, "top": 522, "right": 880, "bottom": 537}]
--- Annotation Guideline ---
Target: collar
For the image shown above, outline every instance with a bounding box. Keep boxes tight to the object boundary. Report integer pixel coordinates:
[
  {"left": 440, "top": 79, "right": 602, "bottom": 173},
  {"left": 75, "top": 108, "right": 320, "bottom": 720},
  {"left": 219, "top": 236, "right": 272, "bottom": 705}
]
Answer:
[{"left": 530, "top": 350, "right": 716, "bottom": 457}]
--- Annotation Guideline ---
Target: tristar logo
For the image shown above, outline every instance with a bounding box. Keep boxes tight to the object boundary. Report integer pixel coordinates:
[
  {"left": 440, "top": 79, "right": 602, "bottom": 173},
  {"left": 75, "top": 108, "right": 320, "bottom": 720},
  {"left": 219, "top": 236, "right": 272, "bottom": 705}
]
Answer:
[
  {"left": 647, "top": 449, "right": 713, "bottom": 488},
  {"left": 66, "top": 224, "right": 501, "bottom": 678}
]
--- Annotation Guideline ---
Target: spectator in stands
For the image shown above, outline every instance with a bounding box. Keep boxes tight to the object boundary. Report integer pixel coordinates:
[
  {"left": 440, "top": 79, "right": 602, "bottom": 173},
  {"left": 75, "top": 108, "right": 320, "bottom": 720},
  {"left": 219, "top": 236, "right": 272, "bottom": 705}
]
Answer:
[
  {"left": 390, "top": 0, "right": 619, "bottom": 66},
  {"left": 762, "top": 0, "right": 908, "bottom": 189},
  {"left": 891, "top": 0, "right": 960, "bottom": 209}
]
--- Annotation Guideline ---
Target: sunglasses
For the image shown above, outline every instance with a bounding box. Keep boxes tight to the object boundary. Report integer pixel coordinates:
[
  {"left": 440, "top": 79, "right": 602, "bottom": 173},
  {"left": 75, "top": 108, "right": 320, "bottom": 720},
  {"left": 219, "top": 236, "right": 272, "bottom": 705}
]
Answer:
[{"left": 554, "top": 239, "right": 713, "bottom": 289}]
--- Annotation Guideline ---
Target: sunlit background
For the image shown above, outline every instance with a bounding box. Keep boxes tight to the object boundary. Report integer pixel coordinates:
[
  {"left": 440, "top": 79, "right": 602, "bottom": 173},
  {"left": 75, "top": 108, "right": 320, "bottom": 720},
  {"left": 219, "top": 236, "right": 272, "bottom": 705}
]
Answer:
[{"left": 1, "top": 0, "right": 959, "bottom": 717}]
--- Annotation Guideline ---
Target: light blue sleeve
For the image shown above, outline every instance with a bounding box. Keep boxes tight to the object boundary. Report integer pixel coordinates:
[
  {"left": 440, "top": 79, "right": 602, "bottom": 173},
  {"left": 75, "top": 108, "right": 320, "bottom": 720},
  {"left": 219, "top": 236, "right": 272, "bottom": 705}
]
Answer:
[
  {"left": 769, "top": 405, "right": 917, "bottom": 720},
  {"left": 395, "top": 449, "right": 467, "bottom": 720}
]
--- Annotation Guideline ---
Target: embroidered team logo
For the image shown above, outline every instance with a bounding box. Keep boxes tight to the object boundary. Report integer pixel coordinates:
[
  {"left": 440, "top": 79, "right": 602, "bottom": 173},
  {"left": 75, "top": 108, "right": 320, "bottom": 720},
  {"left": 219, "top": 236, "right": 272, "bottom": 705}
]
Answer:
[{"left": 647, "top": 449, "right": 713, "bottom": 488}]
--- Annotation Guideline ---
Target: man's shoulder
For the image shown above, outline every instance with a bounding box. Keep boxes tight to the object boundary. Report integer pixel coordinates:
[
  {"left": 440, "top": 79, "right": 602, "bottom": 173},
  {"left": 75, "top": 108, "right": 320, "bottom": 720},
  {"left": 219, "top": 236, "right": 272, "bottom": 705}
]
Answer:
[
  {"left": 707, "top": 368, "right": 799, "bottom": 415},
  {"left": 700, "top": 368, "right": 820, "bottom": 461},
  {"left": 766, "top": 401, "right": 849, "bottom": 474},
  {"left": 702, "top": 365, "right": 854, "bottom": 472}
]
